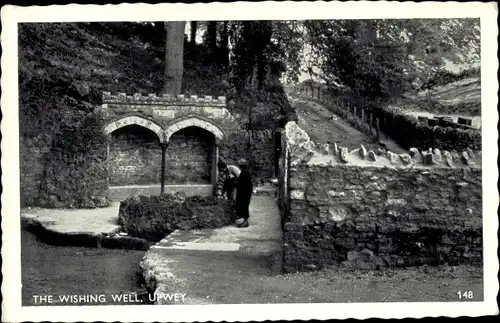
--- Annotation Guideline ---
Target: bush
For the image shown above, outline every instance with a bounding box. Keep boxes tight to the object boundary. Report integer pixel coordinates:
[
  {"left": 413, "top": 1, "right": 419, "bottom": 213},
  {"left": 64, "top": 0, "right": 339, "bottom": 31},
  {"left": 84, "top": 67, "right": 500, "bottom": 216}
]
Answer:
[{"left": 118, "top": 194, "right": 235, "bottom": 241}]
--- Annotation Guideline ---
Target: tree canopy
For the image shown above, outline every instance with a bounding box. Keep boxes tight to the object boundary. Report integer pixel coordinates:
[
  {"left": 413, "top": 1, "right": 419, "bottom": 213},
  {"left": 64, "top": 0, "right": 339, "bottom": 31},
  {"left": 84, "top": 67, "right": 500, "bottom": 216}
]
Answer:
[{"left": 275, "top": 19, "right": 480, "bottom": 101}]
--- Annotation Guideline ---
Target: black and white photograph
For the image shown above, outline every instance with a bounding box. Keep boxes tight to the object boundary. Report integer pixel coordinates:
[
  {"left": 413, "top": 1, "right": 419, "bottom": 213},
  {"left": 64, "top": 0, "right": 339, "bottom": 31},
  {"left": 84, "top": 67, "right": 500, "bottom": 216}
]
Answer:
[{"left": 1, "top": 1, "right": 498, "bottom": 322}]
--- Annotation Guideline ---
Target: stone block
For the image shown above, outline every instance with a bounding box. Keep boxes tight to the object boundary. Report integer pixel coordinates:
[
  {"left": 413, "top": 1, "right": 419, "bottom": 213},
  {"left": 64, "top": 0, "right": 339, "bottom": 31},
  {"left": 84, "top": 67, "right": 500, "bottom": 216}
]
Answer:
[
  {"left": 359, "top": 144, "right": 368, "bottom": 159},
  {"left": 422, "top": 151, "right": 435, "bottom": 165},
  {"left": 290, "top": 189, "right": 305, "bottom": 200},
  {"left": 339, "top": 147, "right": 349, "bottom": 163},
  {"left": 409, "top": 147, "right": 419, "bottom": 157},
  {"left": 327, "top": 207, "right": 348, "bottom": 222},
  {"left": 327, "top": 190, "right": 345, "bottom": 198},
  {"left": 284, "top": 222, "right": 304, "bottom": 232},
  {"left": 367, "top": 150, "right": 377, "bottom": 161},
  {"left": 318, "top": 143, "right": 330, "bottom": 155},
  {"left": 466, "top": 147, "right": 475, "bottom": 159},
  {"left": 433, "top": 148, "right": 442, "bottom": 163},
  {"left": 388, "top": 151, "right": 401, "bottom": 165},
  {"left": 399, "top": 153, "right": 411, "bottom": 165},
  {"left": 461, "top": 151, "right": 474, "bottom": 166},
  {"left": 332, "top": 142, "right": 339, "bottom": 156}
]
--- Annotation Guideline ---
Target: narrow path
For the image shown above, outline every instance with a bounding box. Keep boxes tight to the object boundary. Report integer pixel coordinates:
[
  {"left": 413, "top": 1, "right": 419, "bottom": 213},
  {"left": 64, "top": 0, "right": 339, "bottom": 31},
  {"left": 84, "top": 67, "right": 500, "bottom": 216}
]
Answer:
[
  {"left": 141, "top": 195, "right": 283, "bottom": 305},
  {"left": 292, "top": 97, "right": 406, "bottom": 153}
]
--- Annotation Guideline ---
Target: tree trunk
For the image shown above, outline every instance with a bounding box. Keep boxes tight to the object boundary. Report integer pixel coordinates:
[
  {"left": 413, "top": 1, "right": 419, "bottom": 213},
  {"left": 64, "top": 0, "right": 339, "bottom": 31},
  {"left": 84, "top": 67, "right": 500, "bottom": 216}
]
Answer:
[
  {"left": 220, "top": 21, "right": 229, "bottom": 67},
  {"left": 207, "top": 21, "right": 217, "bottom": 54},
  {"left": 163, "top": 21, "right": 186, "bottom": 95},
  {"left": 190, "top": 21, "right": 197, "bottom": 45}
]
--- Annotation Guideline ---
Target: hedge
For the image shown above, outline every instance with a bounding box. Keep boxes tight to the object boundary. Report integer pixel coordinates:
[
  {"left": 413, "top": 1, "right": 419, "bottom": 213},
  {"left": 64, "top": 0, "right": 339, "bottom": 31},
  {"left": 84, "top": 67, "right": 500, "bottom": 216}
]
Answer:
[
  {"left": 118, "top": 194, "right": 235, "bottom": 241},
  {"left": 302, "top": 94, "right": 481, "bottom": 152}
]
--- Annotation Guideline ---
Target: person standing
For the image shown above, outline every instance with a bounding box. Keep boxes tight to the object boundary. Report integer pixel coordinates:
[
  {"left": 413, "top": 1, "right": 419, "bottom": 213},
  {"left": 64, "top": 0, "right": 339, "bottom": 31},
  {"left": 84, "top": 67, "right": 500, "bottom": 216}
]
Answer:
[
  {"left": 216, "top": 161, "right": 241, "bottom": 201},
  {"left": 235, "top": 158, "right": 253, "bottom": 228}
]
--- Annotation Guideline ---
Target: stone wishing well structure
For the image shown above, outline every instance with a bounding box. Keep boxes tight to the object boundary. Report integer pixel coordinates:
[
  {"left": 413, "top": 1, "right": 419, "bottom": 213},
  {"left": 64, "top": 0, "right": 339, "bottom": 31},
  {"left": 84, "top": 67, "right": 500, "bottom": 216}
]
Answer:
[{"left": 99, "top": 92, "right": 239, "bottom": 199}]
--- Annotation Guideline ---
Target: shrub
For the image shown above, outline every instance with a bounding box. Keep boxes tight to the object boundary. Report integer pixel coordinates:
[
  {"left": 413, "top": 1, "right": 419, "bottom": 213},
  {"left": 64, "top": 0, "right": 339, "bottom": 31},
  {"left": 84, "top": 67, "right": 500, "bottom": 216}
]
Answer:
[{"left": 118, "top": 194, "right": 235, "bottom": 241}]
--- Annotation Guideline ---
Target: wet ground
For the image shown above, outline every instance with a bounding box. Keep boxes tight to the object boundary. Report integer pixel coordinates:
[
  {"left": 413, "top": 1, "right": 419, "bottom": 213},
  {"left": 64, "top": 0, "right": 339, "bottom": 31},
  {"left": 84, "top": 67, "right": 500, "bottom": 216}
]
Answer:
[{"left": 21, "top": 229, "right": 145, "bottom": 306}]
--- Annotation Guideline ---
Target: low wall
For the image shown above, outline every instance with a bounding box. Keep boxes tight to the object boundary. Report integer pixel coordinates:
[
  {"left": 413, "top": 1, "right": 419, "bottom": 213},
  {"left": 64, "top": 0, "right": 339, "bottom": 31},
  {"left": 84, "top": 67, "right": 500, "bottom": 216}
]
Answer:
[
  {"left": 374, "top": 105, "right": 481, "bottom": 151},
  {"left": 279, "top": 122, "right": 482, "bottom": 272},
  {"left": 219, "top": 129, "right": 276, "bottom": 184}
]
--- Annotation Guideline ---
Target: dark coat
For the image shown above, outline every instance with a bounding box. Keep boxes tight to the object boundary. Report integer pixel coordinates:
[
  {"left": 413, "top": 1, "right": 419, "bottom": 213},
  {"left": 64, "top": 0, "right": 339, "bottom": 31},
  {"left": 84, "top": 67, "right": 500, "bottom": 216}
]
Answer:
[{"left": 236, "top": 169, "right": 253, "bottom": 201}]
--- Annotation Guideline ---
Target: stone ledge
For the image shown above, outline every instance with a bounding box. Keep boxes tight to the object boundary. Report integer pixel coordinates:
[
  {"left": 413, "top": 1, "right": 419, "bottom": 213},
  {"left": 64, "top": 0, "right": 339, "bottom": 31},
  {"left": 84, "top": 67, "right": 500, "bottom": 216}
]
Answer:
[{"left": 22, "top": 214, "right": 152, "bottom": 250}]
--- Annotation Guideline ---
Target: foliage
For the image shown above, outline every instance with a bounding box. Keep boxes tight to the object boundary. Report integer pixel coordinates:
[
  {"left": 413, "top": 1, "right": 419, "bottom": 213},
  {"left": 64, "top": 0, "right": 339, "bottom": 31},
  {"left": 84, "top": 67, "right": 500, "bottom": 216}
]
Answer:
[
  {"left": 280, "top": 19, "right": 480, "bottom": 104},
  {"left": 306, "top": 19, "right": 479, "bottom": 100},
  {"left": 38, "top": 111, "right": 110, "bottom": 208}
]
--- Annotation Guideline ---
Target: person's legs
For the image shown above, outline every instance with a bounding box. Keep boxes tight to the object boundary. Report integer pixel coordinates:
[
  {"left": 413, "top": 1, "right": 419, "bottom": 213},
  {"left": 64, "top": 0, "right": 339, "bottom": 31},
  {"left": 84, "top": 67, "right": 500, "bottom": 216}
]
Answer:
[{"left": 236, "top": 195, "right": 251, "bottom": 228}]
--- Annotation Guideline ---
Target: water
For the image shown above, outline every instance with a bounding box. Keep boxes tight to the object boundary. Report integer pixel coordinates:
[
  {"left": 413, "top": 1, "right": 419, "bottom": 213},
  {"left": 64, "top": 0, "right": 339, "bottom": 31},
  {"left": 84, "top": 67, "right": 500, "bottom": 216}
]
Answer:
[{"left": 21, "top": 229, "right": 147, "bottom": 306}]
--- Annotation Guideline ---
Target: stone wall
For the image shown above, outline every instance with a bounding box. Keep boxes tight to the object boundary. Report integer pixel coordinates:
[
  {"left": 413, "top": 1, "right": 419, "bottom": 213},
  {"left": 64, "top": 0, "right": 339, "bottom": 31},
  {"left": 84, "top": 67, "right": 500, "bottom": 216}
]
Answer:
[
  {"left": 279, "top": 122, "right": 482, "bottom": 272},
  {"left": 109, "top": 125, "right": 213, "bottom": 186},
  {"left": 109, "top": 125, "right": 162, "bottom": 185},
  {"left": 20, "top": 137, "right": 51, "bottom": 206}
]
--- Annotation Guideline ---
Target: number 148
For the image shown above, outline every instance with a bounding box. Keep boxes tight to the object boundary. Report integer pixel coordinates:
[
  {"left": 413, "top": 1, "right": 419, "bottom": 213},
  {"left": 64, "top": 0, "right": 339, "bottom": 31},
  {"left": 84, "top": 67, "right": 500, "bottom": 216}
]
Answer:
[{"left": 457, "top": 291, "right": 474, "bottom": 299}]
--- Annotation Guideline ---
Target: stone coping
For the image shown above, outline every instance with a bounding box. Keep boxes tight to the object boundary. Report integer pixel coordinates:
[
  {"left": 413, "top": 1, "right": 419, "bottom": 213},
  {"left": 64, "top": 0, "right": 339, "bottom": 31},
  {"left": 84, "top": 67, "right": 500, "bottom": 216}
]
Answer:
[
  {"left": 103, "top": 92, "right": 226, "bottom": 106},
  {"left": 284, "top": 121, "right": 482, "bottom": 169}
]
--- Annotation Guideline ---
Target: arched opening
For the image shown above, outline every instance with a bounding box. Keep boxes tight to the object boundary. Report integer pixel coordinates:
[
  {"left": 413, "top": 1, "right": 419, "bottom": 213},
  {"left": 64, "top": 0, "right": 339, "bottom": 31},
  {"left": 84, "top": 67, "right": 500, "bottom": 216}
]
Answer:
[
  {"left": 108, "top": 124, "right": 162, "bottom": 186},
  {"left": 166, "top": 126, "right": 215, "bottom": 184},
  {"left": 164, "top": 116, "right": 224, "bottom": 143},
  {"left": 103, "top": 116, "right": 164, "bottom": 142}
]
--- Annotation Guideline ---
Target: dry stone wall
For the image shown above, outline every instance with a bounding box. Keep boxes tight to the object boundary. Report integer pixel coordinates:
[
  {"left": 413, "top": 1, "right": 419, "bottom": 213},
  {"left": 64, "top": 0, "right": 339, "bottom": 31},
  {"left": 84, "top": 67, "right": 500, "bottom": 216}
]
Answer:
[{"left": 279, "top": 122, "right": 482, "bottom": 272}]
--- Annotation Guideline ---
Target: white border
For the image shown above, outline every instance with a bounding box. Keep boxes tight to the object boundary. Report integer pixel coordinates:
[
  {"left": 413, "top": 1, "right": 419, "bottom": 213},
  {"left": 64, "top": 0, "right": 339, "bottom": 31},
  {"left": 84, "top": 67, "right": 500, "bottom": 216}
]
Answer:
[{"left": 1, "top": 1, "right": 498, "bottom": 322}]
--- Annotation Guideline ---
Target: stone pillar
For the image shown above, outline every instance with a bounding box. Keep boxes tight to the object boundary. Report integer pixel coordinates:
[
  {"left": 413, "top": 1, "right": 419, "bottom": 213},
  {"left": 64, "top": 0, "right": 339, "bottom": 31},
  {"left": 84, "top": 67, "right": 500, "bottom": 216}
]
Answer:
[
  {"left": 106, "top": 140, "right": 110, "bottom": 186},
  {"left": 211, "top": 138, "right": 219, "bottom": 195},
  {"left": 160, "top": 143, "right": 168, "bottom": 195}
]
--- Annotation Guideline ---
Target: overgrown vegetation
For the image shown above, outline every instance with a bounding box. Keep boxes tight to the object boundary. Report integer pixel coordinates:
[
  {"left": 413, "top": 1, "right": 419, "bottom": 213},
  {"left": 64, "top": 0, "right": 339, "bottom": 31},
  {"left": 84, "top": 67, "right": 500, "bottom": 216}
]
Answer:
[
  {"left": 118, "top": 194, "right": 235, "bottom": 241},
  {"left": 283, "top": 19, "right": 480, "bottom": 111}
]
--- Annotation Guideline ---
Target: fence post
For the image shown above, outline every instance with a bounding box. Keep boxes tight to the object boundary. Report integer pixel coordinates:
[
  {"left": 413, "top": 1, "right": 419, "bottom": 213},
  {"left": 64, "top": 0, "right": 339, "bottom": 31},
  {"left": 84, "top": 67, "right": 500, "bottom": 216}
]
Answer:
[
  {"left": 369, "top": 112, "right": 373, "bottom": 134},
  {"left": 376, "top": 118, "right": 380, "bottom": 140},
  {"left": 361, "top": 109, "right": 365, "bottom": 123},
  {"left": 353, "top": 106, "right": 357, "bottom": 119}
]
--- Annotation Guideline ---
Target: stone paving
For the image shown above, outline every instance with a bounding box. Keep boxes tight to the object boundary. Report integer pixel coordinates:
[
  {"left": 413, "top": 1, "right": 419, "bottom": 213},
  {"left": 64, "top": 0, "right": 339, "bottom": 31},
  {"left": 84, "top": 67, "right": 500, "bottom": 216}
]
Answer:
[
  {"left": 140, "top": 195, "right": 284, "bottom": 304},
  {"left": 21, "top": 203, "right": 121, "bottom": 235}
]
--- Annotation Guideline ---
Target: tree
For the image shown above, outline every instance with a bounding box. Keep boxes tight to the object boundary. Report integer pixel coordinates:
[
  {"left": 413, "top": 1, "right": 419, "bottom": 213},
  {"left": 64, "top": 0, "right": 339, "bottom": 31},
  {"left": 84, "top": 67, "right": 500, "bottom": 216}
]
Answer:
[
  {"left": 301, "top": 19, "right": 480, "bottom": 102},
  {"left": 207, "top": 21, "right": 218, "bottom": 54},
  {"left": 190, "top": 21, "right": 197, "bottom": 46},
  {"left": 163, "top": 21, "right": 186, "bottom": 95}
]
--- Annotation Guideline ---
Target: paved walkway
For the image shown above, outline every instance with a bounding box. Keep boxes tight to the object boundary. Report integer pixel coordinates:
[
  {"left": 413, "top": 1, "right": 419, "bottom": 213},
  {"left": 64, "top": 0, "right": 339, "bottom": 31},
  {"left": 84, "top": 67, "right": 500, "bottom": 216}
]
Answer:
[
  {"left": 21, "top": 203, "right": 121, "bottom": 235},
  {"left": 140, "top": 195, "right": 284, "bottom": 304}
]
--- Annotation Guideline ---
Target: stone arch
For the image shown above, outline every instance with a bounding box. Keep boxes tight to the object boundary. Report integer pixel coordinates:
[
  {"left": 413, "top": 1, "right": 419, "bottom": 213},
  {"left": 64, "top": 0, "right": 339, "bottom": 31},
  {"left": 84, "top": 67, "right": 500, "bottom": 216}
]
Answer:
[
  {"left": 103, "top": 116, "right": 165, "bottom": 142},
  {"left": 164, "top": 117, "right": 224, "bottom": 143}
]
